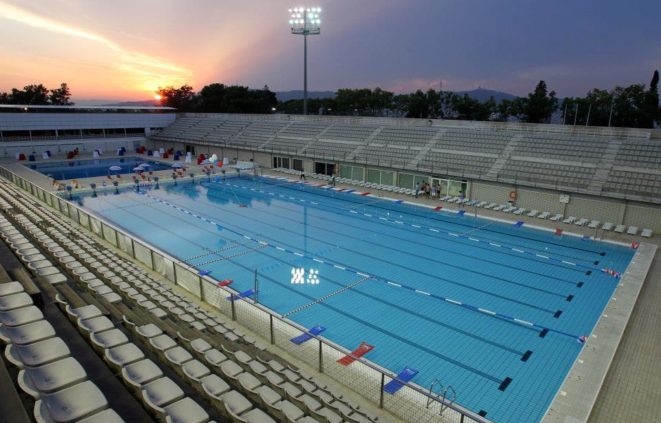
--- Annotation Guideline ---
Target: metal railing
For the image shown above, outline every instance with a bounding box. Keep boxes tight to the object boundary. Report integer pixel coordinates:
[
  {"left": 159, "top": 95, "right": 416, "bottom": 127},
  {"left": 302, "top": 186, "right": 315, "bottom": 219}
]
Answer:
[{"left": 0, "top": 165, "right": 490, "bottom": 423}]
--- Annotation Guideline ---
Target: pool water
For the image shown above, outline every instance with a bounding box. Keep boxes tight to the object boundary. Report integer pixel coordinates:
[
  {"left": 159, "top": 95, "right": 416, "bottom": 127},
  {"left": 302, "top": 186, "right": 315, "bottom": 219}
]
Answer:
[
  {"left": 74, "top": 175, "right": 634, "bottom": 423},
  {"left": 26, "top": 157, "right": 172, "bottom": 180}
]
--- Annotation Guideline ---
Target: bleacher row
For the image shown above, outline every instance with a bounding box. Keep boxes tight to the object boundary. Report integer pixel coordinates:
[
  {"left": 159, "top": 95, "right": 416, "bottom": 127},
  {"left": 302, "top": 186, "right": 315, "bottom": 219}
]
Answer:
[
  {"left": 273, "top": 168, "right": 653, "bottom": 238},
  {"left": 151, "top": 117, "right": 661, "bottom": 202},
  {"left": 0, "top": 180, "right": 384, "bottom": 423}
]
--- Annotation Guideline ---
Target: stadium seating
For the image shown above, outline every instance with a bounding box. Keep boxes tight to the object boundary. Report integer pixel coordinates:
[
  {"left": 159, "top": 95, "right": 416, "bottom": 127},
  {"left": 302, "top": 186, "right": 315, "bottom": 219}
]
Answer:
[
  {"left": 150, "top": 115, "right": 660, "bottom": 204},
  {"left": 0, "top": 180, "right": 385, "bottom": 423}
]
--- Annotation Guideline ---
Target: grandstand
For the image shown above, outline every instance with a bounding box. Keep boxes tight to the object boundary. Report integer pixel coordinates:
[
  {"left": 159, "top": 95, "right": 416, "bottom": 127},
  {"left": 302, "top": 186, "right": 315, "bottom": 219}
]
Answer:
[
  {"left": 149, "top": 113, "right": 661, "bottom": 233},
  {"left": 0, "top": 110, "right": 660, "bottom": 423}
]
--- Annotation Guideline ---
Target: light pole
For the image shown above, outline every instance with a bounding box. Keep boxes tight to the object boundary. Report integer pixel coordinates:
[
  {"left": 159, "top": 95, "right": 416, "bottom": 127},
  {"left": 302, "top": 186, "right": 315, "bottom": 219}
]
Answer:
[{"left": 289, "top": 7, "right": 322, "bottom": 115}]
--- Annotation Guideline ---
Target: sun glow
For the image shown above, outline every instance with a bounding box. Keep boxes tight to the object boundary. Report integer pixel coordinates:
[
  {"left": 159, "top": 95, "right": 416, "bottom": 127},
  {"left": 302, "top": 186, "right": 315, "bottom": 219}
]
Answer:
[{"left": 0, "top": 1, "right": 192, "bottom": 96}]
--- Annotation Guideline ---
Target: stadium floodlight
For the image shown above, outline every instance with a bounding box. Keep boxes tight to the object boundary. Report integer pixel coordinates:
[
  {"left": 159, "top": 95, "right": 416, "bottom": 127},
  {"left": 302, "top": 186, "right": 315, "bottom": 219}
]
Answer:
[{"left": 288, "top": 6, "right": 322, "bottom": 115}]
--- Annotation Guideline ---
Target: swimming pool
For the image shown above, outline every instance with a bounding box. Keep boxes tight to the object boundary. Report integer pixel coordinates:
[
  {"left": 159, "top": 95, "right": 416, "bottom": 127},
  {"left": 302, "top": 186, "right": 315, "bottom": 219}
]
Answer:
[
  {"left": 26, "top": 157, "right": 172, "bottom": 180},
  {"left": 73, "top": 175, "right": 634, "bottom": 423}
]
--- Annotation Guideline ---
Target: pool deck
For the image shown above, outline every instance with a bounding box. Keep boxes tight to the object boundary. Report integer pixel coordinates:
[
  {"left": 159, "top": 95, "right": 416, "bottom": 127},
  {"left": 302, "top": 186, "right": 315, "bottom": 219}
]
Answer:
[
  {"left": 2, "top": 157, "right": 659, "bottom": 423},
  {"left": 587, "top": 237, "right": 661, "bottom": 423},
  {"left": 542, "top": 242, "right": 656, "bottom": 423}
]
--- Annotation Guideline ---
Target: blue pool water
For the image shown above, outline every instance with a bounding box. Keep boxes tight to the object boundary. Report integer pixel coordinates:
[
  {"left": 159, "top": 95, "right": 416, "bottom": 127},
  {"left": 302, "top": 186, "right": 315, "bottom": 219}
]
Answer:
[
  {"left": 26, "top": 157, "right": 172, "bottom": 180},
  {"left": 74, "top": 175, "right": 634, "bottom": 423}
]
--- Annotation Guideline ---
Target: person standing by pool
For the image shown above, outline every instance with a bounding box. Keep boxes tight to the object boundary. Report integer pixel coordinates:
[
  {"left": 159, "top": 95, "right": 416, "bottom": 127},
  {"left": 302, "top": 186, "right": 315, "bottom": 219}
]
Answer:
[
  {"left": 415, "top": 182, "right": 420, "bottom": 198},
  {"left": 300, "top": 171, "right": 306, "bottom": 181}
]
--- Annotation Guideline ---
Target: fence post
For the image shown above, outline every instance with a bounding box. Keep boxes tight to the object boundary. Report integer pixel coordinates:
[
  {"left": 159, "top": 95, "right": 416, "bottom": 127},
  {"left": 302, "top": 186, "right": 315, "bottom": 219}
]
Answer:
[
  {"left": 379, "top": 373, "right": 385, "bottom": 408},
  {"left": 199, "top": 276, "right": 204, "bottom": 301},
  {"left": 318, "top": 339, "right": 323, "bottom": 373},
  {"left": 269, "top": 314, "right": 275, "bottom": 345},
  {"left": 231, "top": 295, "right": 236, "bottom": 321}
]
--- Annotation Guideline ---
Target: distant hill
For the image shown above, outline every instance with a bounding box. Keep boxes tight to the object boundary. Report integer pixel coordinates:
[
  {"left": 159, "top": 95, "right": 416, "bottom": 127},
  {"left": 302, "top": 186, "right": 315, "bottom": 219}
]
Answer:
[
  {"left": 276, "top": 90, "right": 336, "bottom": 102},
  {"left": 454, "top": 88, "right": 517, "bottom": 103}
]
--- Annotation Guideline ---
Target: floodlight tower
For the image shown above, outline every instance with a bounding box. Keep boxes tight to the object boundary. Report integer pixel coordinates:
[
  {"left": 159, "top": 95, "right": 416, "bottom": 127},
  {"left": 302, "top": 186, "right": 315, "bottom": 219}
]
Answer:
[{"left": 289, "top": 7, "right": 322, "bottom": 115}]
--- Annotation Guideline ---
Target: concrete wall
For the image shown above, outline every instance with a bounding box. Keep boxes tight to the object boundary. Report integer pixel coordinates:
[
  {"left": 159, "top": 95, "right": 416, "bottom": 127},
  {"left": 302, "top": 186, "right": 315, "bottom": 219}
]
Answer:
[
  {"left": 624, "top": 204, "right": 661, "bottom": 231},
  {"left": 470, "top": 181, "right": 516, "bottom": 205},
  {"left": 565, "top": 196, "right": 624, "bottom": 223}
]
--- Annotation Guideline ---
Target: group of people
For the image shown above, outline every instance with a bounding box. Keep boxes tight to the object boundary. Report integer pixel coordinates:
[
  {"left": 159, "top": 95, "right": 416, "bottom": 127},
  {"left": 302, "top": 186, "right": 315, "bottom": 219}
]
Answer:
[
  {"left": 414, "top": 181, "right": 463, "bottom": 200},
  {"left": 415, "top": 181, "right": 438, "bottom": 199}
]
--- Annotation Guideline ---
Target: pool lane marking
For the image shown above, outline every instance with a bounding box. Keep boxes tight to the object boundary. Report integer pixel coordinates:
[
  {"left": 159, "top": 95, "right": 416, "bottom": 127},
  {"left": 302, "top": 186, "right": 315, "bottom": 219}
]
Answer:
[
  {"left": 229, "top": 180, "right": 592, "bottom": 269},
  {"left": 122, "top": 194, "right": 516, "bottom": 382},
  {"left": 282, "top": 275, "right": 372, "bottom": 318},
  {"left": 192, "top": 187, "right": 575, "bottom": 303},
  {"left": 212, "top": 182, "right": 587, "bottom": 290},
  {"left": 145, "top": 192, "right": 584, "bottom": 343},
  {"left": 259, "top": 176, "right": 606, "bottom": 256}
]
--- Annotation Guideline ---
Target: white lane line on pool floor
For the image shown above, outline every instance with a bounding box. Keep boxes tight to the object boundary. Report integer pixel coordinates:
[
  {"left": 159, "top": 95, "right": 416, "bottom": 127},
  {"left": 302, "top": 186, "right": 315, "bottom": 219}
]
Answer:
[
  {"left": 223, "top": 182, "right": 594, "bottom": 269},
  {"left": 129, "top": 193, "right": 590, "bottom": 341}
]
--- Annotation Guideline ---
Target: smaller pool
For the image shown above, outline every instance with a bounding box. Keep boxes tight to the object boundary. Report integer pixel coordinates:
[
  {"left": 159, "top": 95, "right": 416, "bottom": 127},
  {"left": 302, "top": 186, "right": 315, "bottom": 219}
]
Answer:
[{"left": 26, "top": 157, "right": 172, "bottom": 181}]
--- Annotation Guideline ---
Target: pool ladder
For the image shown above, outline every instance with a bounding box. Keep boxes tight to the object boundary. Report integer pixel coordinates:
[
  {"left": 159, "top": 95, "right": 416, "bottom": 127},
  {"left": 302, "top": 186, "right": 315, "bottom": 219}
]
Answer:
[{"left": 426, "top": 379, "right": 457, "bottom": 416}]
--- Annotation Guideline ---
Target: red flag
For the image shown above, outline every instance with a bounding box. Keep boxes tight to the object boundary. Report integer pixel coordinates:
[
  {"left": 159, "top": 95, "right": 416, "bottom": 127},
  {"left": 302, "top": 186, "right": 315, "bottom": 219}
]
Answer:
[{"left": 217, "top": 161, "right": 223, "bottom": 168}]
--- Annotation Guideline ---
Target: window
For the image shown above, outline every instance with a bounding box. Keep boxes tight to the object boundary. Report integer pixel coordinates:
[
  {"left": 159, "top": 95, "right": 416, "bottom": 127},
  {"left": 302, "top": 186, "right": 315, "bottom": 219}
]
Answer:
[
  {"left": 339, "top": 164, "right": 363, "bottom": 181},
  {"left": 314, "top": 161, "right": 335, "bottom": 176},
  {"left": 398, "top": 173, "right": 427, "bottom": 189},
  {"left": 273, "top": 156, "right": 290, "bottom": 169},
  {"left": 367, "top": 168, "right": 395, "bottom": 185}
]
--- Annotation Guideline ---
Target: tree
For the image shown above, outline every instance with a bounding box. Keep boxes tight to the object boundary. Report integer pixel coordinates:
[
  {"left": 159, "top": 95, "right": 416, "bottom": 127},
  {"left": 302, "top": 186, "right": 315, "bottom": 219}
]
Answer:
[
  {"left": 516, "top": 81, "right": 557, "bottom": 123},
  {"left": 11, "top": 84, "right": 50, "bottom": 105},
  {"left": 611, "top": 84, "right": 648, "bottom": 128},
  {"left": 644, "top": 70, "right": 659, "bottom": 128},
  {"left": 447, "top": 93, "right": 495, "bottom": 121},
  {"left": 49, "top": 83, "right": 73, "bottom": 105},
  {"left": 156, "top": 85, "right": 196, "bottom": 111},
  {"left": 0, "top": 82, "right": 73, "bottom": 106}
]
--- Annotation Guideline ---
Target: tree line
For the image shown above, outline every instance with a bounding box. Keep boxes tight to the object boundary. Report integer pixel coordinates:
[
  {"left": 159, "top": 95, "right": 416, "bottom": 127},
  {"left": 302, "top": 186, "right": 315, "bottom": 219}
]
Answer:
[
  {"left": 0, "top": 83, "right": 73, "bottom": 106},
  {"left": 156, "top": 84, "right": 278, "bottom": 114},
  {"left": 1, "top": 73, "right": 659, "bottom": 128},
  {"left": 158, "top": 71, "right": 659, "bottom": 128}
]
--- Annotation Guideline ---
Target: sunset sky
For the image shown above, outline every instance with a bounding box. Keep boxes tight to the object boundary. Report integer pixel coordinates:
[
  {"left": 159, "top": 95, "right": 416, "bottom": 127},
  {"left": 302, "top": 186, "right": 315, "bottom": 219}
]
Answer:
[{"left": 1, "top": 0, "right": 659, "bottom": 103}]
